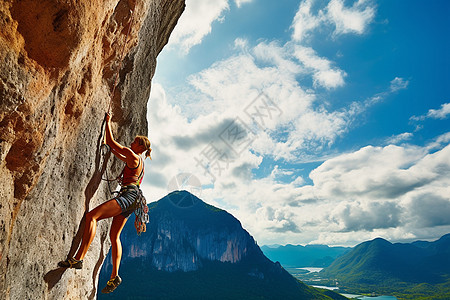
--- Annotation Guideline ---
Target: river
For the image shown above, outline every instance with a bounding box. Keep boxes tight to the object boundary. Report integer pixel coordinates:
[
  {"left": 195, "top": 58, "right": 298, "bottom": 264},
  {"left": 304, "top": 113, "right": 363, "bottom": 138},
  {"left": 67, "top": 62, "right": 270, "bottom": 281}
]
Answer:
[{"left": 296, "top": 268, "right": 398, "bottom": 299}]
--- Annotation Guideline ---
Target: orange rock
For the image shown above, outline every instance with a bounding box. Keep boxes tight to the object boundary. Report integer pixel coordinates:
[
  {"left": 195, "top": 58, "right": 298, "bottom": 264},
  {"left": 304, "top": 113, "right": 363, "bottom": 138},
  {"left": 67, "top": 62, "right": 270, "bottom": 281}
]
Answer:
[{"left": 0, "top": 0, "right": 185, "bottom": 298}]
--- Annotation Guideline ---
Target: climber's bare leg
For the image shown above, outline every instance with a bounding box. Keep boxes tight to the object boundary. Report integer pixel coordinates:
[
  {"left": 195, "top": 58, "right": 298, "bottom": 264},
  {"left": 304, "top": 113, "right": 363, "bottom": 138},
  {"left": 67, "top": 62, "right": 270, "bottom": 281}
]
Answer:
[
  {"left": 74, "top": 199, "right": 122, "bottom": 261},
  {"left": 110, "top": 214, "right": 128, "bottom": 279}
]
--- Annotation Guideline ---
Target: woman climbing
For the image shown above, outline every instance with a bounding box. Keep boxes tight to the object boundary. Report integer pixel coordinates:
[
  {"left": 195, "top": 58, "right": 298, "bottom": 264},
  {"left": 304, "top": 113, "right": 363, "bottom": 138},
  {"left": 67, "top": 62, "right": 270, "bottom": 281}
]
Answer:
[{"left": 58, "top": 113, "right": 152, "bottom": 294}]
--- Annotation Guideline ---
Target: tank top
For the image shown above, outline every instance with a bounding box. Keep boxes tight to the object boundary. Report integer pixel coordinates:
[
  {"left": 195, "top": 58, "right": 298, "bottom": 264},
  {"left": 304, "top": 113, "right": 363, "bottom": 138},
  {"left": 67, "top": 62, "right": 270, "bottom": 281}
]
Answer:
[{"left": 121, "top": 156, "right": 144, "bottom": 186}]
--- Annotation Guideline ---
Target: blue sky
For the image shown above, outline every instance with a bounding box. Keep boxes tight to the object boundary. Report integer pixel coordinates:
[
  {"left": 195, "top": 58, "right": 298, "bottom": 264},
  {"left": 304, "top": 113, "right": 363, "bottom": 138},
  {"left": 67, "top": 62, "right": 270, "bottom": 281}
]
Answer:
[{"left": 142, "top": 0, "right": 450, "bottom": 246}]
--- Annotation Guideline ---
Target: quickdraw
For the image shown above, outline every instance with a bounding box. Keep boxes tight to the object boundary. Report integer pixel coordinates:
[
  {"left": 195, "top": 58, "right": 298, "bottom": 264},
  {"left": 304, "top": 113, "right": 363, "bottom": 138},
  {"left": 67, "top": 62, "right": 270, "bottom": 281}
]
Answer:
[{"left": 134, "top": 189, "right": 149, "bottom": 235}]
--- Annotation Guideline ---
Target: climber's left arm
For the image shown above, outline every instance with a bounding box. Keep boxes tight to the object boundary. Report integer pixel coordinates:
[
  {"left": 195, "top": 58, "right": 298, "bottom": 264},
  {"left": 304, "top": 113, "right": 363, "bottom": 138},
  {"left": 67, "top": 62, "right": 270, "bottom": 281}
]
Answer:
[{"left": 104, "top": 114, "right": 134, "bottom": 163}]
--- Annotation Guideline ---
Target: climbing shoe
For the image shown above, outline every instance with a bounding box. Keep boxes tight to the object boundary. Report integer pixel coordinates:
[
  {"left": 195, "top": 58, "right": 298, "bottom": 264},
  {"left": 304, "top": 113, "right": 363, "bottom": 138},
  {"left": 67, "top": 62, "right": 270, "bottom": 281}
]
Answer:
[
  {"left": 101, "top": 275, "right": 122, "bottom": 294},
  {"left": 58, "top": 257, "right": 83, "bottom": 269}
]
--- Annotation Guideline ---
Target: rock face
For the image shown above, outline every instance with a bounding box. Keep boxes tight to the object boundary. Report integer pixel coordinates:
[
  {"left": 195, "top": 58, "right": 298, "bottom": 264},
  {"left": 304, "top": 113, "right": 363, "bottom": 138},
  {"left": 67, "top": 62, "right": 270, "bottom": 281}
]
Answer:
[{"left": 0, "top": 1, "right": 184, "bottom": 299}]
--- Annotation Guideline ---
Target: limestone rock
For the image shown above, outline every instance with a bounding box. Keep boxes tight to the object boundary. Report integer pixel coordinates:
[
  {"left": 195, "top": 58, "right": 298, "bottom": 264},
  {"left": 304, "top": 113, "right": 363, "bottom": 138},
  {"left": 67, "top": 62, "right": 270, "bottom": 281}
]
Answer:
[
  {"left": 112, "top": 191, "right": 262, "bottom": 272},
  {"left": 0, "top": 0, "right": 185, "bottom": 299}
]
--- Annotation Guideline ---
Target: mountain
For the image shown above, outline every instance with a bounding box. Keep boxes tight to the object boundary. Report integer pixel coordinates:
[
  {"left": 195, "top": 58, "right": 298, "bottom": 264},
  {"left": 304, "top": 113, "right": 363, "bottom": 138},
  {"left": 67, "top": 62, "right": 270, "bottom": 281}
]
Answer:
[
  {"left": 320, "top": 234, "right": 450, "bottom": 297},
  {"left": 0, "top": 1, "right": 185, "bottom": 299},
  {"left": 261, "top": 244, "right": 350, "bottom": 267},
  {"left": 98, "top": 191, "right": 346, "bottom": 299}
]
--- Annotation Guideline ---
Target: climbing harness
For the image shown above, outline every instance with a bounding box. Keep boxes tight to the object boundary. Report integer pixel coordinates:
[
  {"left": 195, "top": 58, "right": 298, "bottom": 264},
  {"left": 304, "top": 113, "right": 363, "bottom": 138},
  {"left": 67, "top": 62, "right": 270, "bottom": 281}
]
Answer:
[{"left": 100, "top": 149, "right": 149, "bottom": 235}]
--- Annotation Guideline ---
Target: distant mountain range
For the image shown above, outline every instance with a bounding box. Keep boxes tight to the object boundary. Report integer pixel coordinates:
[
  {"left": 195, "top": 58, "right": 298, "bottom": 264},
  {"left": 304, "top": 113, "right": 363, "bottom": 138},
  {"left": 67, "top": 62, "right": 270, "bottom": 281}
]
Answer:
[
  {"left": 261, "top": 244, "right": 351, "bottom": 267},
  {"left": 320, "top": 234, "right": 450, "bottom": 298},
  {"left": 322, "top": 234, "right": 450, "bottom": 284},
  {"left": 98, "top": 191, "right": 345, "bottom": 299}
]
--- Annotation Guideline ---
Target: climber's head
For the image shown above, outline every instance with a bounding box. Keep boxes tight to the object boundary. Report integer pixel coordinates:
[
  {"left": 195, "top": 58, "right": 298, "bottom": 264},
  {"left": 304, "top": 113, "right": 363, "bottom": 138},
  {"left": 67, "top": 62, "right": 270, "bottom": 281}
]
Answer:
[{"left": 131, "top": 136, "right": 152, "bottom": 159}]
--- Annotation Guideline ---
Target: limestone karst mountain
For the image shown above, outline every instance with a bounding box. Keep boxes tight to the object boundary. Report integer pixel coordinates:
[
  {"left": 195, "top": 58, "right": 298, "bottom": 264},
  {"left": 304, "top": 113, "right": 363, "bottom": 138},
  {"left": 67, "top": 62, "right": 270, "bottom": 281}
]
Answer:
[
  {"left": 0, "top": 1, "right": 184, "bottom": 299},
  {"left": 98, "top": 191, "right": 347, "bottom": 299}
]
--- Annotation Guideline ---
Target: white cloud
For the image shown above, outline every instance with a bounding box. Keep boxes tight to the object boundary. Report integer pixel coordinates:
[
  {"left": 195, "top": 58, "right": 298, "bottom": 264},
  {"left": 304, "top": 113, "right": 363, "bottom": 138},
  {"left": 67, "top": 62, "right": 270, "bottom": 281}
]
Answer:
[
  {"left": 233, "top": 37, "right": 249, "bottom": 52},
  {"left": 390, "top": 77, "right": 409, "bottom": 92},
  {"left": 326, "top": 0, "right": 375, "bottom": 36},
  {"left": 234, "top": 0, "right": 252, "bottom": 8},
  {"left": 309, "top": 145, "right": 430, "bottom": 199},
  {"left": 294, "top": 46, "right": 347, "bottom": 89},
  {"left": 313, "top": 142, "right": 450, "bottom": 213},
  {"left": 430, "top": 132, "right": 450, "bottom": 149},
  {"left": 291, "top": 0, "right": 325, "bottom": 42},
  {"left": 330, "top": 200, "right": 402, "bottom": 232},
  {"left": 148, "top": 0, "right": 450, "bottom": 246},
  {"left": 427, "top": 103, "right": 450, "bottom": 119},
  {"left": 295, "top": 141, "right": 450, "bottom": 244},
  {"left": 146, "top": 84, "right": 450, "bottom": 246},
  {"left": 147, "top": 81, "right": 450, "bottom": 247},
  {"left": 291, "top": 0, "right": 375, "bottom": 42},
  {"left": 410, "top": 102, "right": 450, "bottom": 121},
  {"left": 167, "top": 0, "right": 257, "bottom": 53},
  {"left": 168, "top": 0, "right": 230, "bottom": 53},
  {"left": 386, "top": 132, "right": 413, "bottom": 144},
  {"left": 357, "top": 76, "right": 410, "bottom": 110},
  {"left": 184, "top": 41, "right": 356, "bottom": 161},
  {"left": 209, "top": 141, "right": 450, "bottom": 246},
  {"left": 161, "top": 32, "right": 404, "bottom": 166}
]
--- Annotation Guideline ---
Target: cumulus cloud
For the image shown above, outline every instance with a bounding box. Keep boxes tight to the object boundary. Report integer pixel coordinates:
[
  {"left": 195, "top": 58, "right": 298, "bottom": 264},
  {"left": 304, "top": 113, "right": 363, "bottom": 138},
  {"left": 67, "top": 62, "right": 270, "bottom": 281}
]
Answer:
[
  {"left": 184, "top": 42, "right": 359, "bottom": 161},
  {"left": 167, "top": 0, "right": 257, "bottom": 53},
  {"left": 411, "top": 103, "right": 450, "bottom": 121},
  {"left": 259, "top": 206, "right": 301, "bottom": 233},
  {"left": 326, "top": 0, "right": 375, "bottom": 36},
  {"left": 145, "top": 82, "right": 267, "bottom": 198},
  {"left": 233, "top": 37, "right": 249, "bottom": 51},
  {"left": 291, "top": 0, "right": 376, "bottom": 42},
  {"left": 294, "top": 46, "right": 347, "bottom": 89},
  {"left": 146, "top": 93, "right": 450, "bottom": 245},
  {"left": 427, "top": 132, "right": 450, "bottom": 150},
  {"left": 148, "top": 0, "right": 450, "bottom": 246},
  {"left": 306, "top": 143, "right": 450, "bottom": 234},
  {"left": 408, "top": 194, "right": 450, "bottom": 228},
  {"left": 428, "top": 103, "right": 450, "bottom": 119},
  {"left": 291, "top": 0, "right": 325, "bottom": 42},
  {"left": 330, "top": 200, "right": 402, "bottom": 232},
  {"left": 308, "top": 145, "right": 434, "bottom": 199},
  {"left": 238, "top": 141, "right": 447, "bottom": 244},
  {"left": 168, "top": 0, "right": 230, "bottom": 53}
]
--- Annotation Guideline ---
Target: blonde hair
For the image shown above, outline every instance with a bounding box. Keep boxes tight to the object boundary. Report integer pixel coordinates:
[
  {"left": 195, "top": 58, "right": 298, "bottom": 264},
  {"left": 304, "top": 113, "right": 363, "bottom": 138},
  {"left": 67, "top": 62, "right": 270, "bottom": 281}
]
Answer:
[{"left": 136, "top": 135, "right": 152, "bottom": 159}]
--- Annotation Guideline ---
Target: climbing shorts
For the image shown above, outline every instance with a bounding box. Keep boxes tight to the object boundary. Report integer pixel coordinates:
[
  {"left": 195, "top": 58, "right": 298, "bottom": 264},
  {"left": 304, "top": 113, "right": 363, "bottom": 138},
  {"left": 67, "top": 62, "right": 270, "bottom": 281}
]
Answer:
[{"left": 115, "top": 185, "right": 140, "bottom": 218}]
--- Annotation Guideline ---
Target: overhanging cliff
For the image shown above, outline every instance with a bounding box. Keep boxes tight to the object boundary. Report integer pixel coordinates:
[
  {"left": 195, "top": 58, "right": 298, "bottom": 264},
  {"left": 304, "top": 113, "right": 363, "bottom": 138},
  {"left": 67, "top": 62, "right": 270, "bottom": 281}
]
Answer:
[{"left": 0, "top": 0, "right": 184, "bottom": 299}]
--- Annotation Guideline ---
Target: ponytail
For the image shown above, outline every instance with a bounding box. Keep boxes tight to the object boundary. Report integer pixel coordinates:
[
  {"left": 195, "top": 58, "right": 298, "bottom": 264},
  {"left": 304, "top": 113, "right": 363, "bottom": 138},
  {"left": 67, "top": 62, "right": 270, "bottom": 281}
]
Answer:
[
  {"left": 136, "top": 135, "right": 152, "bottom": 160},
  {"left": 146, "top": 147, "right": 152, "bottom": 160}
]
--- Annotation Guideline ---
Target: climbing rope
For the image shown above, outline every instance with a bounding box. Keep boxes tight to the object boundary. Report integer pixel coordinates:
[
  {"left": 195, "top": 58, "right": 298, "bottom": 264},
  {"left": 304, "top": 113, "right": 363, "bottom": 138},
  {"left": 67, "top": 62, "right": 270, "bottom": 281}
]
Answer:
[{"left": 100, "top": 143, "right": 120, "bottom": 196}]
